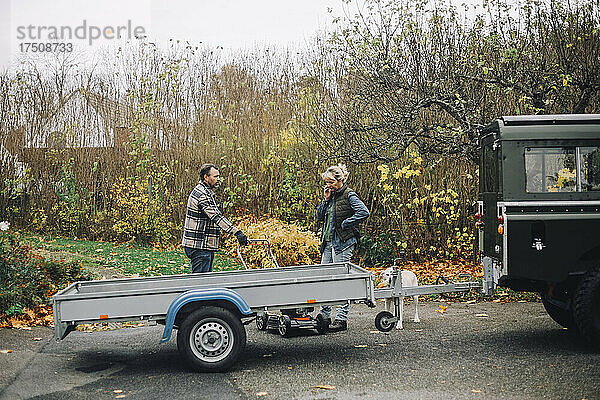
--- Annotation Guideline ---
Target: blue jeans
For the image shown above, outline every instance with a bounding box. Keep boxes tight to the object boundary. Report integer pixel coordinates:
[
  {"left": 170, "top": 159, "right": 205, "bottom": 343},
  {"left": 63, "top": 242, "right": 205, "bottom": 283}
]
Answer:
[
  {"left": 319, "top": 242, "right": 354, "bottom": 321},
  {"left": 184, "top": 247, "right": 215, "bottom": 273}
]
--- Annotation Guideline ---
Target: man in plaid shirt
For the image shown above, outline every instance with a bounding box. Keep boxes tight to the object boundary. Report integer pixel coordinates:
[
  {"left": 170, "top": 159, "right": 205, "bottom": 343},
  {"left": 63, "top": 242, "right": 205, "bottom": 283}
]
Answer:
[{"left": 182, "top": 164, "right": 249, "bottom": 272}]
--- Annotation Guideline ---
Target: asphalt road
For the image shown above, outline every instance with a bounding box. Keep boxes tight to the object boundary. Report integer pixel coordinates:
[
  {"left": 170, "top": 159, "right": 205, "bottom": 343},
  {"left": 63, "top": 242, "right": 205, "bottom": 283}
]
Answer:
[{"left": 1, "top": 301, "right": 599, "bottom": 400}]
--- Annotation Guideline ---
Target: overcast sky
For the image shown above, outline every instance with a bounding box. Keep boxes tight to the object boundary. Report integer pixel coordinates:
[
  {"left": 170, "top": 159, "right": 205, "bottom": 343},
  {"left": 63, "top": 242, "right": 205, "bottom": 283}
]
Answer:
[{"left": 1, "top": 0, "right": 350, "bottom": 69}]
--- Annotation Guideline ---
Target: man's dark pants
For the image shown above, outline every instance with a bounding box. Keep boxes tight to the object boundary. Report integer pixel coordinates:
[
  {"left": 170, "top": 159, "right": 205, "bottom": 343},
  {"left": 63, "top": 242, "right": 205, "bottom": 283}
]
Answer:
[{"left": 184, "top": 247, "right": 215, "bottom": 273}]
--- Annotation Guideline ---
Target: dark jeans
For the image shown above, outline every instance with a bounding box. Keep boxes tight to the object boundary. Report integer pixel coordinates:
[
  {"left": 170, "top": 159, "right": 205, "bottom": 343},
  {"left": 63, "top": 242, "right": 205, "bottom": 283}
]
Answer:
[{"left": 184, "top": 247, "right": 215, "bottom": 273}]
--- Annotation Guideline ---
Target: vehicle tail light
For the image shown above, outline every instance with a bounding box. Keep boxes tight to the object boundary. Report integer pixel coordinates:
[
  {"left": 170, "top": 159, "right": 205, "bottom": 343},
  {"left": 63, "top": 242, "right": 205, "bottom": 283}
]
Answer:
[
  {"left": 497, "top": 224, "right": 504, "bottom": 235},
  {"left": 498, "top": 216, "right": 503, "bottom": 223}
]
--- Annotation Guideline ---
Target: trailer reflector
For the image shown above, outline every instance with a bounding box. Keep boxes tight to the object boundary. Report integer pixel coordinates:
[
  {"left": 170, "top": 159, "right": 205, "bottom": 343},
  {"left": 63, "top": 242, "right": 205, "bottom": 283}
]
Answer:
[
  {"left": 307, "top": 299, "right": 316, "bottom": 303},
  {"left": 100, "top": 314, "right": 108, "bottom": 319}
]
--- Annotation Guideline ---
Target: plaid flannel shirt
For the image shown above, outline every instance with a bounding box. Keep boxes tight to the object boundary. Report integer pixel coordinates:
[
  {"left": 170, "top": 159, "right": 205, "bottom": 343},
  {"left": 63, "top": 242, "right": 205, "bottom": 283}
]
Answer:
[{"left": 181, "top": 182, "right": 238, "bottom": 250}]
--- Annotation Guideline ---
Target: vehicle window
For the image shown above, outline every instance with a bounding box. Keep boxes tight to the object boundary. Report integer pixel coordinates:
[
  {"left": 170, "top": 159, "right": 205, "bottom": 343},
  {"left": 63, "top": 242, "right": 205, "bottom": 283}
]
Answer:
[
  {"left": 525, "top": 147, "right": 576, "bottom": 193},
  {"left": 580, "top": 147, "right": 600, "bottom": 191}
]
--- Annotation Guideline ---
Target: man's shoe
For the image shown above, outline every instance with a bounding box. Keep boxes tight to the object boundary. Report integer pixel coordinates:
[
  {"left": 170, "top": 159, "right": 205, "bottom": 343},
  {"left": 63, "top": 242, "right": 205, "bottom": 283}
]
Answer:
[{"left": 329, "top": 319, "right": 347, "bottom": 332}]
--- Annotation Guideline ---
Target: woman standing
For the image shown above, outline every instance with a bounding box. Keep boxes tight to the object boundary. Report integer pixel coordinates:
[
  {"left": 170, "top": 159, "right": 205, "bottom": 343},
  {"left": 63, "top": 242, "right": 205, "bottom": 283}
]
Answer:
[{"left": 316, "top": 164, "right": 370, "bottom": 332}]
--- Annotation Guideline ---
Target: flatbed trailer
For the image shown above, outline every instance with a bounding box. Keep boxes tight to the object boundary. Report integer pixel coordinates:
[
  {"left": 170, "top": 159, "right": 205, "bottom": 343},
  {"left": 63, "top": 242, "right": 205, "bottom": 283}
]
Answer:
[
  {"left": 53, "top": 262, "right": 377, "bottom": 371},
  {"left": 53, "top": 264, "right": 490, "bottom": 371}
]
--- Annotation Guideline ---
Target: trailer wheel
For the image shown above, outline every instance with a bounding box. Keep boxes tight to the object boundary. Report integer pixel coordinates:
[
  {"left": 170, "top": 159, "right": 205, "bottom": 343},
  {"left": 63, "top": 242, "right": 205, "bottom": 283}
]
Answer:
[
  {"left": 315, "top": 313, "right": 330, "bottom": 334},
  {"left": 375, "top": 311, "right": 395, "bottom": 332},
  {"left": 256, "top": 312, "right": 268, "bottom": 331},
  {"left": 177, "top": 306, "right": 246, "bottom": 372},
  {"left": 278, "top": 315, "right": 292, "bottom": 337},
  {"left": 541, "top": 290, "right": 575, "bottom": 330},
  {"left": 574, "top": 267, "right": 600, "bottom": 348}
]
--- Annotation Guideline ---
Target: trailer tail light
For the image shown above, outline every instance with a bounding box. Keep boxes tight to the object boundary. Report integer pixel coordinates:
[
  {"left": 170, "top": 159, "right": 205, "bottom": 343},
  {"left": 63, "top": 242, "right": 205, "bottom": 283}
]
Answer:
[
  {"left": 475, "top": 212, "right": 481, "bottom": 220},
  {"left": 498, "top": 216, "right": 503, "bottom": 223},
  {"left": 497, "top": 224, "right": 504, "bottom": 235}
]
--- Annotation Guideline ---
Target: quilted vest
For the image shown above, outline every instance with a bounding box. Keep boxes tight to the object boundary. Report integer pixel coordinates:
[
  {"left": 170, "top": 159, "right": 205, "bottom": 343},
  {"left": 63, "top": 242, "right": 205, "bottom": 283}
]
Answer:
[{"left": 332, "top": 185, "right": 359, "bottom": 243}]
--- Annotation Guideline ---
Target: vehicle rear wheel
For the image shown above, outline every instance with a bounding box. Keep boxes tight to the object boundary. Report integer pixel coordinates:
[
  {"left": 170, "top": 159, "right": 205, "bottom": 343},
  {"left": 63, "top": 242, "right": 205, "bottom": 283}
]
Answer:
[
  {"left": 541, "top": 287, "right": 576, "bottom": 330},
  {"left": 574, "top": 267, "right": 600, "bottom": 349},
  {"left": 177, "top": 306, "right": 246, "bottom": 372}
]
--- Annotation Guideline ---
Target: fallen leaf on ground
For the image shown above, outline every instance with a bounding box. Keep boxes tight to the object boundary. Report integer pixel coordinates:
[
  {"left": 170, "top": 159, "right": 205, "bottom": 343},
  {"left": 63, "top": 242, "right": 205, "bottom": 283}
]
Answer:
[
  {"left": 113, "top": 390, "right": 123, "bottom": 394},
  {"left": 33, "top": 337, "right": 42, "bottom": 341},
  {"left": 436, "top": 305, "right": 448, "bottom": 314},
  {"left": 0, "top": 350, "right": 13, "bottom": 354},
  {"left": 115, "top": 396, "right": 126, "bottom": 399},
  {"left": 354, "top": 344, "right": 368, "bottom": 348},
  {"left": 471, "top": 389, "right": 482, "bottom": 393},
  {"left": 313, "top": 385, "right": 336, "bottom": 390},
  {"left": 475, "top": 314, "right": 489, "bottom": 318},
  {"left": 256, "top": 392, "right": 268, "bottom": 397},
  {"left": 377, "top": 343, "right": 387, "bottom": 347}
]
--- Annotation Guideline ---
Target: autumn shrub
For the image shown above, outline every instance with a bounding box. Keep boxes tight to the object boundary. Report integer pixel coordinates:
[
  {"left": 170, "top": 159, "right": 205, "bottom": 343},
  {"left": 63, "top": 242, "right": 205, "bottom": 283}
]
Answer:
[
  {"left": 357, "top": 232, "right": 405, "bottom": 268},
  {"left": 0, "top": 230, "right": 92, "bottom": 316},
  {"left": 369, "top": 151, "right": 478, "bottom": 260},
  {"left": 221, "top": 217, "right": 320, "bottom": 268}
]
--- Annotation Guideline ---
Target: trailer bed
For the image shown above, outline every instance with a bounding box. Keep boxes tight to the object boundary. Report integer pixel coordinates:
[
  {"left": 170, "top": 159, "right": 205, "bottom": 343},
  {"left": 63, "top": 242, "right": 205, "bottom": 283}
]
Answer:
[{"left": 53, "top": 262, "right": 375, "bottom": 340}]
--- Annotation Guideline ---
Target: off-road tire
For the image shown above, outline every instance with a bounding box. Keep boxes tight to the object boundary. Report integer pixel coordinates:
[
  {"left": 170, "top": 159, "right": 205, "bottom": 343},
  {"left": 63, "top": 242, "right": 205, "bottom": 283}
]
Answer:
[{"left": 574, "top": 267, "right": 600, "bottom": 349}]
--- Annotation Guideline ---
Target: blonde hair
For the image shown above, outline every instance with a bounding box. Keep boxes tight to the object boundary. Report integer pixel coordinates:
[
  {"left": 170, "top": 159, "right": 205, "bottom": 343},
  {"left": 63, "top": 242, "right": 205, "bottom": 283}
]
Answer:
[{"left": 322, "top": 164, "right": 349, "bottom": 182}]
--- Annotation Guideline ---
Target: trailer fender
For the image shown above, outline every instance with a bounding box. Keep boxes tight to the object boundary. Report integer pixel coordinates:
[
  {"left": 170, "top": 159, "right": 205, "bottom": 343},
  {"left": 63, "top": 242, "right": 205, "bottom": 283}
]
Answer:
[{"left": 160, "top": 288, "right": 252, "bottom": 343}]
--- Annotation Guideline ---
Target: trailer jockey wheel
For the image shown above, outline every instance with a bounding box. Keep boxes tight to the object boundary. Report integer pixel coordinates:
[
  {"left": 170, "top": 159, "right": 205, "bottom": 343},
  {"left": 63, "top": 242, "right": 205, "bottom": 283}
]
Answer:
[
  {"left": 256, "top": 312, "right": 269, "bottom": 331},
  {"left": 375, "top": 311, "right": 395, "bottom": 332},
  {"left": 177, "top": 306, "right": 246, "bottom": 372},
  {"left": 574, "top": 266, "right": 600, "bottom": 349},
  {"left": 278, "top": 314, "right": 292, "bottom": 337}
]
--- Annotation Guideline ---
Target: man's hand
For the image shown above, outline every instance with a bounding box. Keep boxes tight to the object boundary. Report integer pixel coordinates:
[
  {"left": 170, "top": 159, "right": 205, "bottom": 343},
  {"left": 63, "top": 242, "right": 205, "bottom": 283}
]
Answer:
[
  {"left": 235, "top": 231, "right": 249, "bottom": 246},
  {"left": 323, "top": 186, "right": 332, "bottom": 201}
]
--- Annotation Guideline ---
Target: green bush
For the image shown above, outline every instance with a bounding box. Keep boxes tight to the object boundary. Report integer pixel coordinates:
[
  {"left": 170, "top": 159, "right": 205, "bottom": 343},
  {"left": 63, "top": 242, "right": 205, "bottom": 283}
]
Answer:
[
  {"left": 357, "top": 232, "right": 405, "bottom": 268},
  {"left": 0, "top": 230, "right": 92, "bottom": 315}
]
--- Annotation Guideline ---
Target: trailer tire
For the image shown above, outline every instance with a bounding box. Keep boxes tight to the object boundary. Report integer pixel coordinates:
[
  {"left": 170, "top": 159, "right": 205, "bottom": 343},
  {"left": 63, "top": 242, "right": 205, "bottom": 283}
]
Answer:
[
  {"left": 574, "top": 267, "right": 600, "bottom": 349},
  {"left": 256, "top": 312, "right": 268, "bottom": 331},
  {"left": 541, "top": 290, "right": 575, "bottom": 330},
  {"left": 375, "top": 311, "right": 395, "bottom": 332},
  {"left": 177, "top": 306, "right": 246, "bottom": 372}
]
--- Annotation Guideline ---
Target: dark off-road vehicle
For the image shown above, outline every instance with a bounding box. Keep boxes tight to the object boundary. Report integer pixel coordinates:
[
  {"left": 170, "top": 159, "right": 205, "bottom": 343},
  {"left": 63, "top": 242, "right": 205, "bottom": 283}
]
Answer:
[{"left": 477, "top": 114, "right": 600, "bottom": 346}]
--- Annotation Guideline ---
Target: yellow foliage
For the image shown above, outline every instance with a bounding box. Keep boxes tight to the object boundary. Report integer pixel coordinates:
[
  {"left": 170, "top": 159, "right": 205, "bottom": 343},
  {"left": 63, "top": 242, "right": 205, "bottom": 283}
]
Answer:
[{"left": 222, "top": 217, "right": 320, "bottom": 268}]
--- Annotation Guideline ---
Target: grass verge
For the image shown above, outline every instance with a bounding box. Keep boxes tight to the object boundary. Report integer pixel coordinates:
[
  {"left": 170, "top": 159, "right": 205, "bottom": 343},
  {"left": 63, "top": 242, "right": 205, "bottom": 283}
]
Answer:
[{"left": 21, "top": 233, "right": 243, "bottom": 278}]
